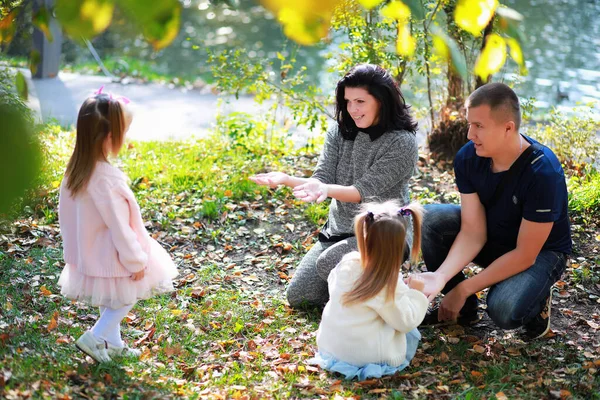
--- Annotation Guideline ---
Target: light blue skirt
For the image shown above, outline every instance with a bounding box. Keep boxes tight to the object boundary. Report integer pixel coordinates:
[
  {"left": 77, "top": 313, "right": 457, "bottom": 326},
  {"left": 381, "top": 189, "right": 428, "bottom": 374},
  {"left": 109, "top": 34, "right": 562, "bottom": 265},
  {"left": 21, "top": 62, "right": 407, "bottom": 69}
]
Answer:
[{"left": 308, "top": 328, "right": 421, "bottom": 381}]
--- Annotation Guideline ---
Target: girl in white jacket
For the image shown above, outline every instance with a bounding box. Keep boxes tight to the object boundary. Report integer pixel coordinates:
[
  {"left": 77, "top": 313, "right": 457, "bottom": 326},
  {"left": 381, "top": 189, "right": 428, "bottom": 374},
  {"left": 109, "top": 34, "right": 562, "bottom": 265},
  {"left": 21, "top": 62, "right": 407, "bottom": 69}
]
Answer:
[{"left": 310, "top": 201, "right": 428, "bottom": 380}]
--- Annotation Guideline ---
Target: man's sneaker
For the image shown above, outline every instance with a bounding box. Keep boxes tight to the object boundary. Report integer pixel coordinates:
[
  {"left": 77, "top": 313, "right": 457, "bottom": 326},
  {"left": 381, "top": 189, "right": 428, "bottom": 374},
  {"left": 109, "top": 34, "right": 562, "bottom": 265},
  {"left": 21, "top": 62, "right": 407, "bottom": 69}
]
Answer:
[
  {"left": 107, "top": 343, "right": 141, "bottom": 358},
  {"left": 420, "top": 304, "right": 481, "bottom": 327},
  {"left": 523, "top": 290, "right": 553, "bottom": 340},
  {"left": 75, "top": 331, "right": 111, "bottom": 362}
]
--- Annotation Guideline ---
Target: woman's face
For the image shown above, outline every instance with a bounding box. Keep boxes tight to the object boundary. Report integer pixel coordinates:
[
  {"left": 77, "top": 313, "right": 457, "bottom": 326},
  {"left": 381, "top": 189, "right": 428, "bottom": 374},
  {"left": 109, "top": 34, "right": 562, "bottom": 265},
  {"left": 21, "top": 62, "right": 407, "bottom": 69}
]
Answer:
[{"left": 344, "top": 86, "right": 380, "bottom": 129}]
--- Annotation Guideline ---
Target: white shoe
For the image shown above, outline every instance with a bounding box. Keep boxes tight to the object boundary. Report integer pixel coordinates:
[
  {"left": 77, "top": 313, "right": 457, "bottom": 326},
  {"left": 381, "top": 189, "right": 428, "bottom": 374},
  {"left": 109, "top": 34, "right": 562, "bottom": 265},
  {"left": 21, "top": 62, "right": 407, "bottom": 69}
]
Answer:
[
  {"left": 107, "top": 343, "right": 141, "bottom": 358},
  {"left": 75, "top": 331, "right": 111, "bottom": 363}
]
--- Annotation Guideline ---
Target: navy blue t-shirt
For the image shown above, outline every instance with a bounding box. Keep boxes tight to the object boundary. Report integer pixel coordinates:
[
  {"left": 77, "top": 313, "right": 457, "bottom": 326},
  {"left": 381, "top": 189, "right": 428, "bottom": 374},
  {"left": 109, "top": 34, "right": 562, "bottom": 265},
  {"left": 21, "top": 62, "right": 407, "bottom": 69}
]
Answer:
[{"left": 454, "top": 135, "right": 572, "bottom": 254}]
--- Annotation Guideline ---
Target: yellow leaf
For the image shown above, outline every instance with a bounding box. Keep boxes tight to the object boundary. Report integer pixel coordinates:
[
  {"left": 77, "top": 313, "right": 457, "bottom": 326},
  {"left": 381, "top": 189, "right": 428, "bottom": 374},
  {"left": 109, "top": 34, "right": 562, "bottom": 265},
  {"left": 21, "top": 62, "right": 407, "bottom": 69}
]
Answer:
[
  {"left": 5, "top": 302, "right": 12, "bottom": 311},
  {"left": 358, "top": 0, "right": 385, "bottom": 10},
  {"left": 433, "top": 35, "right": 449, "bottom": 59},
  {"left": 396, "top": 22, "right": 415, "bottom": 57},
  {"left": 505, "top": 37, "right": 523, "bottom": 66},
  {"left": 381, "top": 0, "right": 410, "bottom": 21},
  {"left": 224, "top": 189, "right": 233, "bottom": 197},
  {"left": 80, "top": 0, "right": 113, "bottom": 32},
  {"left": 0, "top": 11, "right": 16, "bottom": 45},
  {"left": 171, "top": 309, "right": 183, "bottom": 316},
  {"left": 40, "top": 285, "right": 52, "bottom": 296},
  {"left": 474, "top": 33, "right": 506, "bottom": 81},
  {"left": 55, "top": 0, "right": 115, "bottom": 40},
  {"left": 560, "top": 389, "right": 572, "bottom": 398},
  {"left": 454, "top": 0, "right": 498, "bottom": 36},
  {"left": 261, "top": 0, "right": 339, "bottom": 45},
  {"left": 48, "top": 311, "right": 59, "bottom": 331},
  {"left": 496, "top": 391, "right": 508, "bottom": 400}
]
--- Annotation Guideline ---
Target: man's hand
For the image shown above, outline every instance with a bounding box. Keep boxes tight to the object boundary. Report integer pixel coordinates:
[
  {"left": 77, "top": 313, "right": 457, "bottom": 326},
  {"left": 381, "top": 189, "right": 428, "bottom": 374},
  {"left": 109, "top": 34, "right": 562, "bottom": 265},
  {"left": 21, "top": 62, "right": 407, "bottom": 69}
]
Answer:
[
  {"left": 437, "top": 285, "right": 468, "bottom": 322},
  {"left": 249, "top": 172, "right": 289, "bottom": 188},
  {"left": 293, "top": 180, "right": 328, "bottom": 203}
]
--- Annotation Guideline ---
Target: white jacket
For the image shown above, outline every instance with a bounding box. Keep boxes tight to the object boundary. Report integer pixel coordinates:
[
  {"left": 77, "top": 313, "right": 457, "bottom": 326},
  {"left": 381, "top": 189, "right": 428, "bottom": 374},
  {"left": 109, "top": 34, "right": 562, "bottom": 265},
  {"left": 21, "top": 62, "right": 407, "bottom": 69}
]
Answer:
[{"left": 316, "top": 252, "right": 428, "bottom": 367}]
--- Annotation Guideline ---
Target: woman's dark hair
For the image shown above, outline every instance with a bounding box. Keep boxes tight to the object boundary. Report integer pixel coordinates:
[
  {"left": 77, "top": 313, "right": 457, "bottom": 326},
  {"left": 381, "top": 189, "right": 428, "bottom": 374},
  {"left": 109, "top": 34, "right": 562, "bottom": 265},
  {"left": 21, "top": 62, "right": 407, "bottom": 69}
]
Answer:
[{"left": 335, "top": 64, "right": 418, "bottom": 139}]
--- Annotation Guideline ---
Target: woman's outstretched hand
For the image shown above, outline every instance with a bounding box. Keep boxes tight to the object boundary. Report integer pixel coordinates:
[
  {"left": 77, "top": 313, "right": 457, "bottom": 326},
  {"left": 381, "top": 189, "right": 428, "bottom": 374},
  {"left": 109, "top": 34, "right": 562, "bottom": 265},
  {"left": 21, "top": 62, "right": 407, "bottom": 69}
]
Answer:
[
  {"left": 293, "top": 180, "right": 328, "bottom": 203},
  {"left": 249, "top": 172, "right": 289, "bottom": 188}
]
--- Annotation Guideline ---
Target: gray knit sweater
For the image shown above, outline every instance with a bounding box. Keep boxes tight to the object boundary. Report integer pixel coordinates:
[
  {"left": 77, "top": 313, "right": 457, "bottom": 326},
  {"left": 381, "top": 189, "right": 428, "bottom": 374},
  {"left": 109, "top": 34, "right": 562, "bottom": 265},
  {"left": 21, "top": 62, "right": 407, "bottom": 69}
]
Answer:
[{"left": 311, "top": 127, "right": 418, "bottom": 237}]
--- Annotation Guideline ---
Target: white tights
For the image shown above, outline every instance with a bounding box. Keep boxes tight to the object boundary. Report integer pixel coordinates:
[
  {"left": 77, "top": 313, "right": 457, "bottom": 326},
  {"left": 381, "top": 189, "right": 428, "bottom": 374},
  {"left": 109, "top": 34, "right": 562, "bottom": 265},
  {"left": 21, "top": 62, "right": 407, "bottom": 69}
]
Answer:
[{"left": 91, "top": 304, "right": 135, "bottom": 347}]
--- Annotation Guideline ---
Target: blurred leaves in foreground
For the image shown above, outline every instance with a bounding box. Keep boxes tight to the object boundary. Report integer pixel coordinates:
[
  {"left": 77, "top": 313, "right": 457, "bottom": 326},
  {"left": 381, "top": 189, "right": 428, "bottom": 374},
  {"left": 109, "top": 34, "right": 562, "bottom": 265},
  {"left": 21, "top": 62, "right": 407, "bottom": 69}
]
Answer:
[{"left": 0, "top": 74, "right": 42, "bottom": 216}]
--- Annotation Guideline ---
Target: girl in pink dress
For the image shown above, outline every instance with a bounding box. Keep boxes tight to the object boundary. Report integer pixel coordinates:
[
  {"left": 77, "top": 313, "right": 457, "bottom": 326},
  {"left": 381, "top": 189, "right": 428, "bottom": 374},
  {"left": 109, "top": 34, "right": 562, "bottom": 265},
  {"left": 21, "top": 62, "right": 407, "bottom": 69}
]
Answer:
[{"left": 58, "top": 90, "right": 178, "bottom": 362}]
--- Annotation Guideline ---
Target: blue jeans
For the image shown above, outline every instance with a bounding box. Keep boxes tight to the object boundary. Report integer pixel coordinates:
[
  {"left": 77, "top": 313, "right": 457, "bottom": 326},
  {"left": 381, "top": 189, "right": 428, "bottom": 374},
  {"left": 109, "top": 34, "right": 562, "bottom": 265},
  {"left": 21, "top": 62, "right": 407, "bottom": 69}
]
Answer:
[{"left": 421, "top": 204, "right": 567, "bottom": 329}]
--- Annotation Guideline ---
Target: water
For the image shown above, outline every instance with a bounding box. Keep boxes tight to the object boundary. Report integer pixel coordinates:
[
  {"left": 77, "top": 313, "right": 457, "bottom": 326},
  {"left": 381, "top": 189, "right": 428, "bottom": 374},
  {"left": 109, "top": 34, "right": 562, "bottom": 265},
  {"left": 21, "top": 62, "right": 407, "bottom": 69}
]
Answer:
[
  {"left": 501, "top": 0, "right": 600, "bottom": 113},
  {"left": 66, "top": 0, "right": 600, "bottom": 114}
]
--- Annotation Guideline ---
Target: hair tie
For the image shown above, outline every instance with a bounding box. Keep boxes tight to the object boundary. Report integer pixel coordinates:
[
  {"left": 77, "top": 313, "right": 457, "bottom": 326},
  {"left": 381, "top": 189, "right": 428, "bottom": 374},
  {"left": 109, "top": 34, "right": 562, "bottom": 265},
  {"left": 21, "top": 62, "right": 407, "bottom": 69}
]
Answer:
[
  {"left": 94, "top": 85, "right": 131, "bottom": 104},
  {"left": 398, "top": 208, "right": 411, "bottom": 217},
  {"left": 365, "top": 211, "right": 375, "bottom": 222}
]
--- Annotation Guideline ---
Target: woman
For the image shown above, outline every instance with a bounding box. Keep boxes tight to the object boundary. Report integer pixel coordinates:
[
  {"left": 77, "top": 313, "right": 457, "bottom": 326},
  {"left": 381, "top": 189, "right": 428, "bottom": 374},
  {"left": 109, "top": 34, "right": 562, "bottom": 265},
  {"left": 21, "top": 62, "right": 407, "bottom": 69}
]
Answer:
[{"left": 250, "top": 64, "right": 419, "bottom": 308}]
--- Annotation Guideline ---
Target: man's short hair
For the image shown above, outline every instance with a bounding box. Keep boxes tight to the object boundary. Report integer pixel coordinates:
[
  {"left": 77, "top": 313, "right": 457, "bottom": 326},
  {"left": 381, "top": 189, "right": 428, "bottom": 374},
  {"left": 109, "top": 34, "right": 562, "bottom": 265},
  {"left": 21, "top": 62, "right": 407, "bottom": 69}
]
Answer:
[{"left": 465, "top": 82, "right": 521, "bottom": 131}]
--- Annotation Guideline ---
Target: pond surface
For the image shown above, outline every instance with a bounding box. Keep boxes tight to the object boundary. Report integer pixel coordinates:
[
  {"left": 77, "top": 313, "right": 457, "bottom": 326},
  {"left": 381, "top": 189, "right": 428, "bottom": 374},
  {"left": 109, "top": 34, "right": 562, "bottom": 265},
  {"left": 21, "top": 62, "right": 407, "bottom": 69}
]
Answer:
[{"left": 70, "top": 0, "right": 599, "bottom": 114}]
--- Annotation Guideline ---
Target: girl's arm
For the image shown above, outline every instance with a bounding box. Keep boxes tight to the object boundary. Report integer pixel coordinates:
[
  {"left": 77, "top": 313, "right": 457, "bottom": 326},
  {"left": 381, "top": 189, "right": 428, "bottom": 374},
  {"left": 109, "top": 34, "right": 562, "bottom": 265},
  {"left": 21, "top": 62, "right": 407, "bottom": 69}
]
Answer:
[
  {"left": 372, "top": 282, "right": 429, "bottom": 333},
  {"left": 90, "top": 178, "right": 147, "bottom": 273}
]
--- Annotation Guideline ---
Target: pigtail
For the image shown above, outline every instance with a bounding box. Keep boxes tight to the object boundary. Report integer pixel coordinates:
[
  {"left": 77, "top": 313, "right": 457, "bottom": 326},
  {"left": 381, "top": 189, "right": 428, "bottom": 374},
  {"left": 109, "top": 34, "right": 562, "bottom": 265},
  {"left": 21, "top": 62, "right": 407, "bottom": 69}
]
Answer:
[
  {"left": 342, "top": 201, "right": 424, "bottom": 306},
  {"left": 398, "top": 202, "right": 423, "bottom": 265},
  {"left": 108, "top": 100, "right": 125, "bottom": 154},
  {"left": 354, "top": 213, "right": 368, "bottom": 270}
]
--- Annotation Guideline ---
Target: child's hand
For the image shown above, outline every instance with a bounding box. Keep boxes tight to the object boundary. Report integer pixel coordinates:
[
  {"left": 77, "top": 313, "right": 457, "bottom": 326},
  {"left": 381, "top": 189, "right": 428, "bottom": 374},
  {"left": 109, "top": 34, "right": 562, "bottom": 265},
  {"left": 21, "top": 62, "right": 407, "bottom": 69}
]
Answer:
[
  {"left": 407, "top": 275, "right": 425, "bottom": 292},
  {"left": 131, "top": 269, "right": 145, "bottom": 281}
]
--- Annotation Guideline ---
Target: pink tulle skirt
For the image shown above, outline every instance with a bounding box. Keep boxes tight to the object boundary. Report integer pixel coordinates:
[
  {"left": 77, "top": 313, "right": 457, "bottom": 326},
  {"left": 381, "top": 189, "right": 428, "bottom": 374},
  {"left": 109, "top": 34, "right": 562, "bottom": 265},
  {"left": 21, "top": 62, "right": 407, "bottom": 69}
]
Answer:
[{"left": 58, "top": 240, "right": 178, "bottom": 309}]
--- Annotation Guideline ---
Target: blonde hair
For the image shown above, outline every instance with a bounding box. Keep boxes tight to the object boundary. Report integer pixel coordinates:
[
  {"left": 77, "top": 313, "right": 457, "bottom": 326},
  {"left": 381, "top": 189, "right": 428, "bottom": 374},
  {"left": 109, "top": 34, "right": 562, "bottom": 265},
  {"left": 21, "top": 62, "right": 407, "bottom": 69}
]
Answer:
[
  {"left": 343, "top": 201, "right": 423, "bottom": 305},
  {"left": 65, "top": 95, "right": 130, "bottom": 196}
]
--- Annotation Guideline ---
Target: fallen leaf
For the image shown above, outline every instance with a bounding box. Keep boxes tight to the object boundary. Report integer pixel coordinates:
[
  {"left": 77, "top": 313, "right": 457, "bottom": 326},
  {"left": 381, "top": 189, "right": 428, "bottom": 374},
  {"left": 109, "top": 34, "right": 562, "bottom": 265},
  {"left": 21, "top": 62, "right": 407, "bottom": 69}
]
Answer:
[
  {"left": 134, "top": 327, "right": 155, "bottom": 347},
  {"left": 0, "top": 370, "right": 12, "bottom": 387},
  {"left": 55, "top": 336, "right": 70, "bottom": 344},
  {"left": 473, "top": 344, "right": 485, "bottom": 354},
  {"left": 47, "top": 311, "right": 58, "bottom": 331},
  {"left": 40, "top": 285, "right": 52, "bottom": 296}
]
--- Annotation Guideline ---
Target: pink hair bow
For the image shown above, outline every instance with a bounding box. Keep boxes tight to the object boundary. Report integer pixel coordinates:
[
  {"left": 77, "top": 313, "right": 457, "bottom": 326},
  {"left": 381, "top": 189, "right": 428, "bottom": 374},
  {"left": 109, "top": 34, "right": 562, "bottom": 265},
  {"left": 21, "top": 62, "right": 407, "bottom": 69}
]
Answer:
[{"left": 94, "top": 85, "right": 131, "bottom": 104}]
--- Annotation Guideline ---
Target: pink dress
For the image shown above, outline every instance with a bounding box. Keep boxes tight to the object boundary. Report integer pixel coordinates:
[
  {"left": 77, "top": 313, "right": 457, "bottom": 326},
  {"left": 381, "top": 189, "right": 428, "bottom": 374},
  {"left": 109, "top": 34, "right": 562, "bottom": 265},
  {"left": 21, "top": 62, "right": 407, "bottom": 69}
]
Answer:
[{"left": 58, "top": 162, "right": 178, "bottom": 309}]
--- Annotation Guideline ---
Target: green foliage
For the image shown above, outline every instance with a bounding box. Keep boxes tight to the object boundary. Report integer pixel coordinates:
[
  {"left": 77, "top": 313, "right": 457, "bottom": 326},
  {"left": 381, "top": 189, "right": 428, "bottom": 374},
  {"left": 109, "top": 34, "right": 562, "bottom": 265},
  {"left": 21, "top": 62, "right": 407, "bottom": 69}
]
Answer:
[
  {"left": 328, "top": 0, "right": 410, "bottom": 82},
  {"left": 62, "top": 56, "right": 201, "bottom": 86},
  {"left": 208, "top": 47, "right": 330, "bottom": 133},
  {"left": 568, "top": 169, "right": 600, "bottom": 216},
  {"left": 304, "top": 201, "right": 329, "bottom": 226},
  {"left": 25, "top": 111, "right": 324, "bottom": 228},
  {"left": 527, "top": 106, "right": 600, "bottom": 167},
  {"left": 0, "top": 69, "right": 42, "bottom": 217}
]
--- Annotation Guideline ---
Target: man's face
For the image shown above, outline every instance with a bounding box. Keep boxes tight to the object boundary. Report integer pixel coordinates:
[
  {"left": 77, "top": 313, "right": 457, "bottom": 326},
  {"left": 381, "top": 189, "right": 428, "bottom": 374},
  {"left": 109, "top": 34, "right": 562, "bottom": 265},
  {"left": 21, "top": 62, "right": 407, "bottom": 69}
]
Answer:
[{"left": 466, "top": 104, "right": 509, "bottom": 158}]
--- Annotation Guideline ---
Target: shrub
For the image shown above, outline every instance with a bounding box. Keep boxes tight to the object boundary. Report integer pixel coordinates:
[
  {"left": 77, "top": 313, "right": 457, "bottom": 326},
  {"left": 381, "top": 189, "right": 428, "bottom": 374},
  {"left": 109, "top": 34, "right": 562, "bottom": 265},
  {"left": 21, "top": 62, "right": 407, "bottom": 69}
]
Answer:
[{"left": 526, "top": 106, "right": 600, "bottom": 168}]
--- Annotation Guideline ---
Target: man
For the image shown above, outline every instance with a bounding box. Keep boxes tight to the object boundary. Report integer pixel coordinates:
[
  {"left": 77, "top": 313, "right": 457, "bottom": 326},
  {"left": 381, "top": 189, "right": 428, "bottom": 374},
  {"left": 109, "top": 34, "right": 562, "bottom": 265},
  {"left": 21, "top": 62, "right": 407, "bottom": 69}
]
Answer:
[{"left": 418, "top": 82, "right": 572, "bottom": 339}]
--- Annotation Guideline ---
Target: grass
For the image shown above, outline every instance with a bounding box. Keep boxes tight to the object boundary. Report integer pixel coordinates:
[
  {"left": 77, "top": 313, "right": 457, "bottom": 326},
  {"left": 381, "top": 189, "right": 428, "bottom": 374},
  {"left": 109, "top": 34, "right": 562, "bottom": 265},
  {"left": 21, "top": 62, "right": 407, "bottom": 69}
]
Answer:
[
  {"left": 1, "top": 119, "right": 599, "bottom": 398},
  {"left": 61, "top": 56, "right": 211, "bottom": 87}
]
